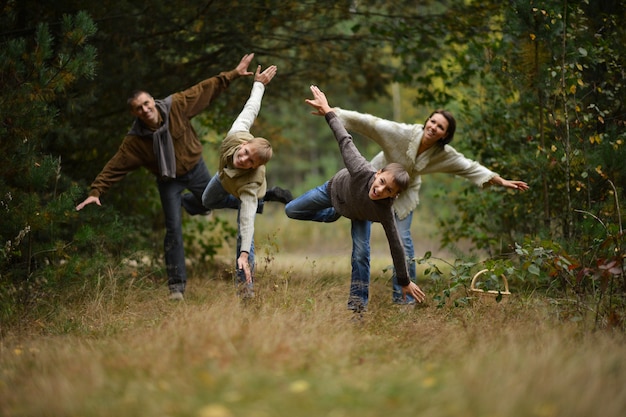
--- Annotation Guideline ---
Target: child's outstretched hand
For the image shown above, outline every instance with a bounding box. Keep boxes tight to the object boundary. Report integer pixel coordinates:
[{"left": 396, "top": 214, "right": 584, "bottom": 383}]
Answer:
[
  {"left": 254, "top": 64, "right": 277, "bottom": 85},
  {"left": 403, "top": 282, "right": 426, "bottom": 303},
  {"left": 305, "top": 85, "right": 332, "bottom": 116}
]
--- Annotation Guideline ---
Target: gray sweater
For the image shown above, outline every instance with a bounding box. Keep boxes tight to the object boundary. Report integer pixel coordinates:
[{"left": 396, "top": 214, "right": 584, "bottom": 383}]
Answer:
[{"left": 325, "top": 112, "right": 410, "bottom": 286}]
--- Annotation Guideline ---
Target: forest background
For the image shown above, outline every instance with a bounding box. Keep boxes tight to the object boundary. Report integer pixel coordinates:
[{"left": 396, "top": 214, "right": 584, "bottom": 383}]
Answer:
[
  {"left": 2, "top": 0, "right": 626, "bottom": 323},
  {"left": 2, "top": 0, "right": 626, "bottom": 324},
  {"left": 2, "top": 1, "right": 626, "bottom": 416}
]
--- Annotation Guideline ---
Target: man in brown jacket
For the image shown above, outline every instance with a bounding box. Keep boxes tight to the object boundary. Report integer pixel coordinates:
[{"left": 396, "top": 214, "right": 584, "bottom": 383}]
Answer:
[{"left": 76, "top": 53, "right": 256, "bottom": 300}]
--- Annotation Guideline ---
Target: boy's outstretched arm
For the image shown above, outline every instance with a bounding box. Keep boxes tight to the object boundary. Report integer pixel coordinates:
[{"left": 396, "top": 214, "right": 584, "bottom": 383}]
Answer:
[
  {"left": 305, "top": 85, "right": 333, "bottom": 115},
  {"left": 403, "top": 282, "right": 426, "bottom": 303}
]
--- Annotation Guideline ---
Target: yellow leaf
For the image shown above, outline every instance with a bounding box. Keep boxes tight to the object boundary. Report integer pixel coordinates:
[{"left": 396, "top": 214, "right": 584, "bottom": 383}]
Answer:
[
  {"left": 421, "top": 376, "right": 437, "bottom": 388},
  {"left": 533, "top": 403, "right": 558, "bottom": 417},
  {"left": 197, "top": 404, "right": 233, "bottom": 417},
  {"left": 589, "top": 134, "right": 600, "bottom": 144},
  {"left": 289, "top": 380, "right": 310, "bottom": 393},
  {"left": 530, "top": 33, "right": 536, "bottom": 41},
  {"left": 551, "top": 145, "right": 557, "bottom": 152},
  {"left": 569, "top": 85, "right": 577, "bottom": 94}
]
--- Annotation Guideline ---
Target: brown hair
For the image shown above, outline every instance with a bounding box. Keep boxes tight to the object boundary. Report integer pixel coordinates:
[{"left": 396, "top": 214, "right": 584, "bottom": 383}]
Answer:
[
  {"left": 248, "top": 137, "right": 273, "bottom": 164},
  {"left": 381, "top": 163, "right": 409, "bottom": 193},
  {"left": 425, "top": 109, "right": 456, "bottom": 147},
  {"left": 127, "top": 90, "right": 151, "bottom": 108}
]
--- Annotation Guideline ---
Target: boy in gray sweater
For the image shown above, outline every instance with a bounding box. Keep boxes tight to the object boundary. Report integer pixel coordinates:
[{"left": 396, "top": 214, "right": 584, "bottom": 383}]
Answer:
[{"left": 285, "top": 86, "right": 426, "bottom": 312}]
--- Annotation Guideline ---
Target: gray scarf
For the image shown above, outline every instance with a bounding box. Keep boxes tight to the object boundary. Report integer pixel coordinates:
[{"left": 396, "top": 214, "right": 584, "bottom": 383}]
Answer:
[{"left": 128, "top": 95, "right": 176, "bottom": 179}]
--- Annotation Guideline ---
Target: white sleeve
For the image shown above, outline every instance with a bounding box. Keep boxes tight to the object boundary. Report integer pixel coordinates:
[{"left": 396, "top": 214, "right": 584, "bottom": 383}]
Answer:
[
  {"left": 335, "top": 108, "right": 420, "bottom": 167},
  {"left": 238, "top": 193, "right": 257, "bottom": 253},
  {"left": 228, "top": 81, "right": 266, "bottom": 135}
]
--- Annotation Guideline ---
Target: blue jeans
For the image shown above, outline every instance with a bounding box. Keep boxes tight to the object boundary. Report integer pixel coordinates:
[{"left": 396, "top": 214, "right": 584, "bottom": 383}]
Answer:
[
  {"left": 285, "top": 182, "right": 370, "bottom": 311},
  {"left": 157, "top": 158, "right": 211, "bottom": 294},
  {"left": 349, "top": 219, "right": 371, "bottom": 312},
  {"left": 202, "top": 174, "right": 255, "bottom": 285},
  {"left": 347, "top": 211, "right": 416, "bottom": 306},
  {"left": 284, "top": 181, "right": 340, "bottom": 223}
]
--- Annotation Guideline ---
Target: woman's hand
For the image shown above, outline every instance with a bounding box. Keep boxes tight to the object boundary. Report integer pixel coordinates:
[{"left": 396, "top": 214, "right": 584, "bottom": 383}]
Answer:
[
  {"left": 491, "top": 175, "right": 529, "bottom": 191},
  {"left": 501, "top": 179, "right": 529, "bottom": 191}
]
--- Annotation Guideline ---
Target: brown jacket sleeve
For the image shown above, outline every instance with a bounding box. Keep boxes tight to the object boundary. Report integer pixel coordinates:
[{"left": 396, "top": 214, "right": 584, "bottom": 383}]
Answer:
[
  {"left": 177, "top": 69, "right": 240, "bottom": 119},
  {"left": 89, "top": 136, "right": 153, "bottom": 197}
]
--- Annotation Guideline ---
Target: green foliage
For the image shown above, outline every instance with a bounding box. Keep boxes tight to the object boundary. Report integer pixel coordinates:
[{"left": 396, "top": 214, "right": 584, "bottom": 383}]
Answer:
[
  {"left": 2, "top": 1, "right": 626, "bottom": 320},
  {"left": 416, "top": 251, "right": 478, "bottom": 308},
  {"left": 0, "top": 10, "right": 121, "bottom": 328},
  {"left": 368, "top": 0, "right": 626, "bottom": 262},
  {"left": 419, "top": 168, "right": 624, "bottom": 323},
  {"left": 417, "top": 213, "right": 625, "bottom": 327},
  {"left": 183, "top": 215, "right": 237, "bottom": 266},
  {"left": 0, "top": 204, "right": 142, "bottom": 331}
]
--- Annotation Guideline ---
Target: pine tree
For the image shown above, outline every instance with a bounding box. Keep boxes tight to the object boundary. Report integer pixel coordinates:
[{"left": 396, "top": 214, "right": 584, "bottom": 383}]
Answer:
[{"left": 0, "top": 11, "right": 97, "bottom": 302}]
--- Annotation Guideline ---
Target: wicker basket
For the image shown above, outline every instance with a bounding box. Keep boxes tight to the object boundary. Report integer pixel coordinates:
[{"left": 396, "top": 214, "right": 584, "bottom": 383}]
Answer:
[{"left": 470, "top": 269, "right": 511, "bottom": 302}]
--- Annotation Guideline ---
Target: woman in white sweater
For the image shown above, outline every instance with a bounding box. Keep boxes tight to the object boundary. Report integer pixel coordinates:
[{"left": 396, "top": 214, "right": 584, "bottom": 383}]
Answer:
[{"left": 333, "top": 108, "right": 529, "bottom": 304}]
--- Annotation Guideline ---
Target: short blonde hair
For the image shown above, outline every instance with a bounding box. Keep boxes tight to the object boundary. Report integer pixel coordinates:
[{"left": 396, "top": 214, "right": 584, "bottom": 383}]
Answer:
[{"left": 248, "top": 137, "right": 273, "bottom": 164}]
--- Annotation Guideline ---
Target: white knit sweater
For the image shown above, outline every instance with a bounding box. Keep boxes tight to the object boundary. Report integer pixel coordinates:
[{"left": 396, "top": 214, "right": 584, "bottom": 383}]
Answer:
[{"left": 335, "top": 108, "right": 498, "bottom": 220}]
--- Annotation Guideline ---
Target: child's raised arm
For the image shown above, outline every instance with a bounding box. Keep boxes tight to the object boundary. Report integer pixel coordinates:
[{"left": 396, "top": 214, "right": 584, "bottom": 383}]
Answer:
[{"left": 305, "top": 85, "right": 333, "bottom": 116}]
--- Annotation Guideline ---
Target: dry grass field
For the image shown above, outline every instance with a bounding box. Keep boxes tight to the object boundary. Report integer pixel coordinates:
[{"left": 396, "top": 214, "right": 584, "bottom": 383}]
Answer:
[{"left": 1, "top": 207, "right": 625, "bottom": 417}]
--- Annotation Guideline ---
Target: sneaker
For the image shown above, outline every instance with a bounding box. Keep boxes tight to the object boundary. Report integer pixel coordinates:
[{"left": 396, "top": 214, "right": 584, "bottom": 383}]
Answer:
[
  {"left": 238, "top": 285, "right": 255, "bottom": 300},
  {"left": 393, "top": 299, "right": 416, "bottom": 305},
  {"left": 264, "top": 187, "right": 293, "bottom": 204},
  {"left": 169, "top": 291, "right": 184, "bottom": 301},
  {"left": 351, "top": 311, "right": 365, "bottom": 324},
  {"left": 181, "top": 193, "right": 211, "bottom": 216}
]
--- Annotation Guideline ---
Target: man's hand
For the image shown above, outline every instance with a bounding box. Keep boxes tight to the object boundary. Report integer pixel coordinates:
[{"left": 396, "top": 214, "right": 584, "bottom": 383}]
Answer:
[
  {"left": 237, "top": 251, "right": 252, "bottom": 283},
  {"left": 235, "top": 53, "right": 255, "bottom": 77},
  {"left": 76, "top": 196, "right": 101, "bottom": 211}
]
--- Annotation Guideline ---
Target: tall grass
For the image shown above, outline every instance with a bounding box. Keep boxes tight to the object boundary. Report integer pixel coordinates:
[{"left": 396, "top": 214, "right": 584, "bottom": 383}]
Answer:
[{"left": 1, "top": 208, "right": 625, "bottom": 417}]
